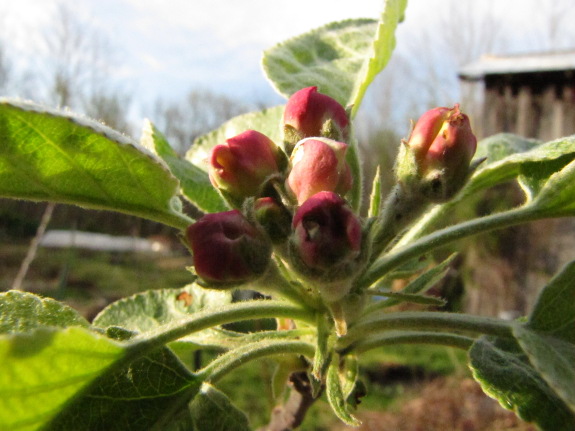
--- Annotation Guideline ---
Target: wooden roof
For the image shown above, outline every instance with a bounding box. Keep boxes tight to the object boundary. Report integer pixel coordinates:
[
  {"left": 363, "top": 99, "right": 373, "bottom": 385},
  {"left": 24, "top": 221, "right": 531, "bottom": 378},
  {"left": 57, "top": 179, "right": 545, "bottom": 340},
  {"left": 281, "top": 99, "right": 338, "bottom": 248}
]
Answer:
[{"left": 459, "top": 50, "right": 575, "bottom": 81}]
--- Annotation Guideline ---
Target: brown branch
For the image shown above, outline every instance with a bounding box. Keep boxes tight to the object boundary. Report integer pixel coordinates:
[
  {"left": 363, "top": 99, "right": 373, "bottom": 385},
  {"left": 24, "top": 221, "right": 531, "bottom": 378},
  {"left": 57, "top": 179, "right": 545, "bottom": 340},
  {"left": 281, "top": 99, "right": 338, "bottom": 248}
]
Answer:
[
  {"left": 258, "top": 372, "right": 319, "bottom": 431},
  {"left": 11, "top": 202, "right": 56, "bottom": 291}
]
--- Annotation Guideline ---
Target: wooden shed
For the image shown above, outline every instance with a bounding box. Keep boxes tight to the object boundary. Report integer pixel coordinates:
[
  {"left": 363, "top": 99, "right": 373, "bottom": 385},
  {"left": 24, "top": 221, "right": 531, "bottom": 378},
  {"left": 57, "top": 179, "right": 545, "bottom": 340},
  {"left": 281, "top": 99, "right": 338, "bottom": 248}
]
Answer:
[
  {"left": 459, "top": 50, "right": 575, "bottom": 140},
  {"left": 456, "top": 51, "right": 575, "bottom": 318}
]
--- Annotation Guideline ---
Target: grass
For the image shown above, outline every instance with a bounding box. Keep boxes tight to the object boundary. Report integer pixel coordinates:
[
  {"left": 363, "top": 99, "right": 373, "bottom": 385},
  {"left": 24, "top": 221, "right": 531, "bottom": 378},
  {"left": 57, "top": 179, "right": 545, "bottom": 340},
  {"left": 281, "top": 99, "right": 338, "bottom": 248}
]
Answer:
[{"left": 1, "top": 242, "right": 193, "bottom": 319}]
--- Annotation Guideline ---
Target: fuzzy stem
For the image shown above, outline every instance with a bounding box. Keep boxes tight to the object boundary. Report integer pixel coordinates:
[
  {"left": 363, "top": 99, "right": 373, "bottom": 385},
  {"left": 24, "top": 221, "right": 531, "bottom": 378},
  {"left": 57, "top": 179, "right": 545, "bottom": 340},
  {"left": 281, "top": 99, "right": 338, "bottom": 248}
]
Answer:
[
  {"left": 368, "top": 184, "right": 429, "bottom": 264},
  {"left": 360, "top": 205, "right": 542, "bottom": 288},
  {"left": 342, "top": 331, "right": 474, "bottom": 355},
  {"left": 198, "top": 340, "right": 315, "bottom": 383},
  {"left": 128, "top": 300, "right": 314, "bottom": 357},
  {"left": 338, "top": 310, "right": 515, "bottom": 350}
]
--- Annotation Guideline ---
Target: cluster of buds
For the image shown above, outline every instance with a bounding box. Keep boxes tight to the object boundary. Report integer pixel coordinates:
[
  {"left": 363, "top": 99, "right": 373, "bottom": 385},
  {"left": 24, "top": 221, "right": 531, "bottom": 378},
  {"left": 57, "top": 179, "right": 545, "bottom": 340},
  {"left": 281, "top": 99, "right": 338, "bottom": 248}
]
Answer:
[
  {"left": 185, "top": 87, "right": 361, "bottom": 299},
  {"left": 185, "top": 86, "right": 477, "bottom": 307}
]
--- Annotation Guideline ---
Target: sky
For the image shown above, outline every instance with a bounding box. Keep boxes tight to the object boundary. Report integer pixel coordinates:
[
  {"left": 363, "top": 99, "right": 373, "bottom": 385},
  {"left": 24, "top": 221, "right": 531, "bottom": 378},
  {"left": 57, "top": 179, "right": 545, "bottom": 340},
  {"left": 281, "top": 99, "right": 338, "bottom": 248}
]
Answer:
[{"left": 1, "top": 0, "right": 574, "bottom": 130}]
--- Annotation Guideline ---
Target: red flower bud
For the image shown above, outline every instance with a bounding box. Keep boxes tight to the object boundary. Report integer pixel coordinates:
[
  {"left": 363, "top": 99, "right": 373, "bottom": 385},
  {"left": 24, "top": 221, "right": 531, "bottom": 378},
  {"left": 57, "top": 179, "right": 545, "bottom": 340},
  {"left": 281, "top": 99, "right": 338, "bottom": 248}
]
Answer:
[
  {"left": 283, "top": 87, "right": 350, "bottom": 151},
  {"left": 286, "top": 137, "right": 352, "bottom": 205},
  {"left": 291, "top": 191, "right": 361, "bottom": 271},
  {"left": 409, "top": 104, "right": 477, "bottom": 169},
  {"left": 397, "top": 104, "right": 477, "bottom": 201},
  {"left": 209, "top": 130, "right": 283, "bottom": 203},
  {"left": 186, "top": 210, "right": 271, "bottom": 285}
]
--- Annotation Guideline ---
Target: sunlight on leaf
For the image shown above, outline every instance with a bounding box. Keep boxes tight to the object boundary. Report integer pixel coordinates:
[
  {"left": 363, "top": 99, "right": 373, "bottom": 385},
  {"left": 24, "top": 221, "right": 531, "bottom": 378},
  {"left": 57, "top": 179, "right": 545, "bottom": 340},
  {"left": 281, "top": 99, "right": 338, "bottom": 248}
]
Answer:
[{"left": 0, "top": 99, "right": 191, "bottom": 229}]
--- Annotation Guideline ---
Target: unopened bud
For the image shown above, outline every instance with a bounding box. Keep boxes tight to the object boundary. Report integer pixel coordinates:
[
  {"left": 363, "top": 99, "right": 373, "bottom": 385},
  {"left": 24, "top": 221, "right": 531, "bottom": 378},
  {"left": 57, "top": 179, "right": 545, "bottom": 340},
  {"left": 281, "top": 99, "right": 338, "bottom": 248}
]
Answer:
[
  {"left": 396, "top": 104, "right": 477, "bottom": 202},
  {"left": 283, "top": 86, "right": 350, "bottom": 153},
  {"left": 209, "top": 130, "right": 285, "bottom": 205},
  {"left": 185, "top": 210, "right": 271, "bottom": 286},
  {"left": 286, "top": 137, "right": 352, "bottom": 205},
  {"left": 289, "top": 192, "right": 361, "bottom": 284}
]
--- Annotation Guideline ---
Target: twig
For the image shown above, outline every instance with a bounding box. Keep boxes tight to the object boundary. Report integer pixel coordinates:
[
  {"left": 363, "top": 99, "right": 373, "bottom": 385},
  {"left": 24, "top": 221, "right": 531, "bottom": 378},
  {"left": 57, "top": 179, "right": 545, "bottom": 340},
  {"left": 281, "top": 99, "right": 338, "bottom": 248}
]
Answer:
[
  {"left": 258, "top": 372, "right": 319, "bottom": 431},
  {"left": 11, "top": 202, "right": 56, "bottom": 290}
]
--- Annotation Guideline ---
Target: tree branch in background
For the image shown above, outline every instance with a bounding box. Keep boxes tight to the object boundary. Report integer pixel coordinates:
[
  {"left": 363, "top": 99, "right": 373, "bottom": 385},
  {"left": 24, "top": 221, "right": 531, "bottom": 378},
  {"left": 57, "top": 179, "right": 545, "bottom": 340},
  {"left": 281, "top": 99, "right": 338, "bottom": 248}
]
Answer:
[
  {"left": 11, "top": 202, "right": 55, "bottom": 291},
  {"left": 258, "top": 372, "right": 318, "bottom": 431}
]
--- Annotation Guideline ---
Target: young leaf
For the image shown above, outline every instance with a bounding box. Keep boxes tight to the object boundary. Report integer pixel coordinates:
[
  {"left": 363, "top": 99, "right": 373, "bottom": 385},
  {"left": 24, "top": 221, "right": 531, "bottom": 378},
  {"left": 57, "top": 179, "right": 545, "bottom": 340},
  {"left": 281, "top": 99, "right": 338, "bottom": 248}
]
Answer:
[
  {"left": 366, "top": 254, "right": 455, "bottom": 312},
  {"left": 349, "top": 0, "right": 408, "bottom": 116},
  {"left": 527, "top": 260, "right": 575, "bottom": 343},
  {"left": 469, "top": 335, "right": 575, "bottom": 431},
  {"left": 0, "top": 327, "right": 125, "bottom": 431},
  {"left": 186, "top": 106, "right": 284, "bottom": 172},
  {"left": 0, "top": 99, "right": 191, "bottom": 229},
  {"left": 464, "top": 134, "right": 575, "bottom": 201},
  {"left": 0, "top": 290, "right": 89, "bottom": 333},
  {"left": 368, "top": 166, "right": 382, "bottom": 218},
  {"left": 346, "top": 137, "right": 363, "bottom": 212},
  {"left": 515, "top": 261, "right": 575, "bottom": 413},
  {"left": 141, "top": 121, "right": 228, "bottom": 213},
  {"left": 514, "top": 327, "right": 575, "bottom": 414},
  {"left": 189, "top": 383, "right": 251, "bottom": 431},
  {"left": 326, "top": 356, "right": 361, "bottom": 426},
  {"left": 529, "top": 157, "right": 575, "bottom": 216},
  {"left": 93, "top": 284, "right": 233, "bottom": 350},
  {"left": 262, "top": 19, "right": 378, "bottom": 107}
]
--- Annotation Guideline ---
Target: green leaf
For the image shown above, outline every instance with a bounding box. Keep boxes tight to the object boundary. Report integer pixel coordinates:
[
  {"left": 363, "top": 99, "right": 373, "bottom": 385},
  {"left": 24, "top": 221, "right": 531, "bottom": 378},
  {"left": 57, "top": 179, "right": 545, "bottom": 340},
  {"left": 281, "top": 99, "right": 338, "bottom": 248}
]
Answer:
[
  {"left": 0, "top": 326, "right": 125, "bottom": 431},
  {"left": 186, "top": 106, "right": 284, "bottom": 171},
  {"left": 529, "top": 158, "right": 575, "bottom": 215},
  {"left": 367, "top": 254, "right": 455, "bottom": 311},
  {"left": 262, "top": 0, "right": 406, "bottom": 115},
  {"left": 347, "top": 137, "right": 363, "bottom": 211},
  {"left": 368, "top": 166, "right": 382, "bottom": 218},
  {"left": 189, "top": 383, "right": 251, "bottom": 431},
  {"left": 469, "top": 335, "right": 575, "bottom": 431},
  {"left": 466, "top": 133, "right": 575, "bottom": 201},
  {"left": 0, "top": 290, "right": 89, "bottom": 334},
  {"left": 348, "top": 0, "right": 407, "bottom": 116},
  {"left": 262, "top": 19, "right": 378, "bottom": 108},
  {"left": 0, "top": 99, "right": 191, "bottom": 229},
  {"left": 46, "top": 338, "right": 201, "bottom": 431},
  {"left": 514, "top": 327, "right": 575, "bottom": 414},
  {"left": 473, "top": 133, "right": 541, "bottom": 162},
  {"left": 141, "top": 121, "right": 228, "bottom": 213},
  {"left": 326, "top": 356, "right": 361, "bottom": 426},
  {"left": 93, "top": 284, "right": 233, "bottom": 349},
  {"left": 527, "top": 260, "right": 575, "bottom": 343},
  {"left": 368, "top": 290, "right": 446, "bottom": 307}
]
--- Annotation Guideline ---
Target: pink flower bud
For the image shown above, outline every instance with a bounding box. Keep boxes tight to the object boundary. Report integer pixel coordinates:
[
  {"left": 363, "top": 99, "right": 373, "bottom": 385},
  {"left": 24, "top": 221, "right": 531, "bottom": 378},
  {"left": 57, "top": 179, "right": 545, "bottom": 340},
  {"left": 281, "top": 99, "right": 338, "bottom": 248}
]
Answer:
[
  {"left": 209, "top": 130, "right": 283, "bottom": 203},
  {"left": 186, "top": 210, "right": 271, "bottom": 285},
  {"left": 286, "top": 137, "right": 352, "bottom": 205},
  {"left": 409, "top": 104, "right": 477, "bottom": 169},
  {"left": 291, "top": 191, "right": 361, "bottom": 271},
  {"left": 283, "top": 87, "right": 350, "bottom": 151},
  {"left": 397, "top": 104, "right": 477, "bottom": 201}
]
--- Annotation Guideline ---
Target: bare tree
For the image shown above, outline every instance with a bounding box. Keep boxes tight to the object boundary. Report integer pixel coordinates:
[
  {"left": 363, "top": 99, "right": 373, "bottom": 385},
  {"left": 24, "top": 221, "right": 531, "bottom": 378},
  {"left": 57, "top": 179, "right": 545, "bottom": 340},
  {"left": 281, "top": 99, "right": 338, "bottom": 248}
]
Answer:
[
  {"left": 41, "top": 3, "right": 133, "bottom": 133},
  {"left": 153, "top": 89, "right": 250, "bottom": 154}
]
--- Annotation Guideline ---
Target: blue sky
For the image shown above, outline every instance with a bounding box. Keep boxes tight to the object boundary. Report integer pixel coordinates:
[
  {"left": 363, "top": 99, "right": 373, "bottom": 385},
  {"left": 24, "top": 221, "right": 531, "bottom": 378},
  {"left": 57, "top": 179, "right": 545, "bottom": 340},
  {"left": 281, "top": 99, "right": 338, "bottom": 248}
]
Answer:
[{"left": 2, "top": 0, "right": 575, "bottom": 130}]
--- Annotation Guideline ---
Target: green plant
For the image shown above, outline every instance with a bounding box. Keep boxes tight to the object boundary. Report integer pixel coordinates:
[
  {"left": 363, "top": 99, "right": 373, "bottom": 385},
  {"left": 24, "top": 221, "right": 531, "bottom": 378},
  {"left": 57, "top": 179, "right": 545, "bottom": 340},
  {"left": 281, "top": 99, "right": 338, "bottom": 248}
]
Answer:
[{"left": 1, "top": 1, "right": 574, "bottom": 429}]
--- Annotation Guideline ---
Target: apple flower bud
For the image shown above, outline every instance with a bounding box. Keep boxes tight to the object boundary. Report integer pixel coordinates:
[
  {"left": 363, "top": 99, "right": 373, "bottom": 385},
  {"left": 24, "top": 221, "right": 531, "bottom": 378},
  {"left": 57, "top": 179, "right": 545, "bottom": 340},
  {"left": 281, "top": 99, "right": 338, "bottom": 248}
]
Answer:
[
  {"left": 396, "top": 104, "right": 477, "bottom": 202},
  {"left": 283, "top": 86, "right": 350, "bottom": 153},
  {"left": 286, "top": 137, "right": 352, "bottom": 205},
  {"left": 186, "top": 210, "right": 271, "bottom": 285},
  {"left": 290, "top": 191, "right": 361, "bottom": 272},
  {"left": 209, "top": 130, "right": 284, "bottom": 204}
]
